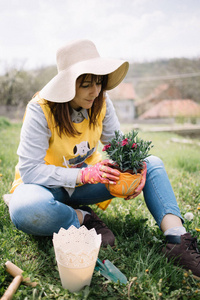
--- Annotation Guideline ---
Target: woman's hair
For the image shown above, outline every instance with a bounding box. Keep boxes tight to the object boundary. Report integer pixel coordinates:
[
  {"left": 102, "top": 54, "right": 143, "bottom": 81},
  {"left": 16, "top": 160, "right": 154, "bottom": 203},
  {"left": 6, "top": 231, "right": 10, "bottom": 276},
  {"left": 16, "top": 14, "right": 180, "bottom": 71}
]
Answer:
[{"left": 46, "top": 74, "right": 108, "bottom": 137}]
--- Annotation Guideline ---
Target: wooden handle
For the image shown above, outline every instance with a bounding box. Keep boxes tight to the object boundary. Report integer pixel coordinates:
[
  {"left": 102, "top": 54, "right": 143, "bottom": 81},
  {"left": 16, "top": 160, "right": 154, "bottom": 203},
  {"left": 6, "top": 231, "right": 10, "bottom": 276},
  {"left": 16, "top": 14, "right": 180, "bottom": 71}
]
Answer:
[
  {"left": 5, "top": 261, "right": 23, "bottom": 278},
  {"left": 5, "top": 261, "right": 37, "bottom": 287},
  {"left": 1, "top": 275, "right": 23, "bottom": 300}
]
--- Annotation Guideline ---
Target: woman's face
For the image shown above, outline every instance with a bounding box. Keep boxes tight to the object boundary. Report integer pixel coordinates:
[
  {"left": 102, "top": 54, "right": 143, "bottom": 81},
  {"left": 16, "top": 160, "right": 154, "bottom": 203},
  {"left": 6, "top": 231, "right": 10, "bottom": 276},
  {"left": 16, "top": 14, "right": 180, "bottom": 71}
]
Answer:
[{"left": 69, "top": 74, "right": 103, "bottom": 110}]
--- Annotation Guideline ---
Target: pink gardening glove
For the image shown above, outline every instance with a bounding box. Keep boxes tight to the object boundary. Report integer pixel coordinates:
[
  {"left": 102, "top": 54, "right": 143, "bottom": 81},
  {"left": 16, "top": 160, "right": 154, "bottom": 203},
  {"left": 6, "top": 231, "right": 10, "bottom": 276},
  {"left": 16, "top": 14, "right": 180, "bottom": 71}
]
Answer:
[
  {"left": 125, "top": 162, "right": 147, "bottom": 200},
  {"left": 80, "top": 159, "right": 120, "bottom": 185}
]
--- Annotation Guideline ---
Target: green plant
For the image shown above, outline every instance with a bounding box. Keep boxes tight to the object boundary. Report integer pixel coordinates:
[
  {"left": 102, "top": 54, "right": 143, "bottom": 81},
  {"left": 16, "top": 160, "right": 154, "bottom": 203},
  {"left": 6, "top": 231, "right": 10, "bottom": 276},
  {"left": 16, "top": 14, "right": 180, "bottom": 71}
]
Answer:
[{"left": 102, "top": 130, "right": 153, "bottom": 173}]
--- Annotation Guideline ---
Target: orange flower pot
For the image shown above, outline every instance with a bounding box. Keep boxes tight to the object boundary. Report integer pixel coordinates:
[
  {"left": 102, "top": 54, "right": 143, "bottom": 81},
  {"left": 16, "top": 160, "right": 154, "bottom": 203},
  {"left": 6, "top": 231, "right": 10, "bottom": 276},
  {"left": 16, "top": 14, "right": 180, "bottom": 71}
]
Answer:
[{"left": 105, "top": 170, "right": 142, "bottom": 198}]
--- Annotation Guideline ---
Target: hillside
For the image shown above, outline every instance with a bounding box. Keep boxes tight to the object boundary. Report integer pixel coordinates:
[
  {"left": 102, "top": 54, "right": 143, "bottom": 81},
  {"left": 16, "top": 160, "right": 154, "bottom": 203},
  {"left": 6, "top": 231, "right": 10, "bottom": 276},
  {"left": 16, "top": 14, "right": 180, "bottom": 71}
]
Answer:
[
  {"left": 0, "top": 58, "right": 200, "bottom": 108},
  {"left": 126, "top": 58, "right": 200, "bottom": 103}
]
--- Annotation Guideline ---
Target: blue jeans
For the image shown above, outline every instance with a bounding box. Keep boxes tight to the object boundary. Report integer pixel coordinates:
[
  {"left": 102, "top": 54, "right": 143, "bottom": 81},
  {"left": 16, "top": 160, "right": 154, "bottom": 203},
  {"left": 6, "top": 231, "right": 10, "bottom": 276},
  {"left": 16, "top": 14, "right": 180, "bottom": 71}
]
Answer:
[{"left": 9, "top": 156, "right": 183, "bottom": 236}]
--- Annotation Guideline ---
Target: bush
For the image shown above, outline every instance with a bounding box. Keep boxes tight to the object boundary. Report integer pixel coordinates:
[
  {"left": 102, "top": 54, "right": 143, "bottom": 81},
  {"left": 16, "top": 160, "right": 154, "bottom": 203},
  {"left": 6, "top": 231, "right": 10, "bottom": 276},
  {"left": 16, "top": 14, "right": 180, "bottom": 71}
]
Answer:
[{"left": 0, "top": 117, "right": 11, "bottom": 129}]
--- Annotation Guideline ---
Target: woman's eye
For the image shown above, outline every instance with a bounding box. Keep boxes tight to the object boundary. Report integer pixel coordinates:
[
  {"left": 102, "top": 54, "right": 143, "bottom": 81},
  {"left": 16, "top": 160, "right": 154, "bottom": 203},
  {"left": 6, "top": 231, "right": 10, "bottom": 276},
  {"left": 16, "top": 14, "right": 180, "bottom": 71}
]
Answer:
[{"left": 81, "top": 81, "right": 102, "bottom": 88}]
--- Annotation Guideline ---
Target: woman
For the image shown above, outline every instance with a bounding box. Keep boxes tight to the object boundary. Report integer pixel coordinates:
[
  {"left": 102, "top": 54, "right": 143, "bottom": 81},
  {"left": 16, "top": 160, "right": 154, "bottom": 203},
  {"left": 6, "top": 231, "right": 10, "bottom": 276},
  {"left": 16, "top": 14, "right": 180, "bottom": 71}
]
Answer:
[{"left": 9, "top": 39, "right": 200, "bottom": 278}]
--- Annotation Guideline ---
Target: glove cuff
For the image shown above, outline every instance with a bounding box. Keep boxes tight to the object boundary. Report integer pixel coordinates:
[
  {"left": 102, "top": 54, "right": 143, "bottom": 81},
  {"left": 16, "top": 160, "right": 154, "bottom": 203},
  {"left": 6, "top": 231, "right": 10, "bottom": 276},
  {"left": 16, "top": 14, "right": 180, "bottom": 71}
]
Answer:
[{"left": 79, "top": 169, "right": 85, "bottom": 184}]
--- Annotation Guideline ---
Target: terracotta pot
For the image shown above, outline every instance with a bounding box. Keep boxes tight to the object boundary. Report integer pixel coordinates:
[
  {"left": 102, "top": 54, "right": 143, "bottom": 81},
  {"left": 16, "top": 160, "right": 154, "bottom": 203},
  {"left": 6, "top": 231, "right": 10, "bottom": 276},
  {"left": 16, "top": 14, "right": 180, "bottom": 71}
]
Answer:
[{"left": 105, "top": 169, "right": 142, "bottom": 198}]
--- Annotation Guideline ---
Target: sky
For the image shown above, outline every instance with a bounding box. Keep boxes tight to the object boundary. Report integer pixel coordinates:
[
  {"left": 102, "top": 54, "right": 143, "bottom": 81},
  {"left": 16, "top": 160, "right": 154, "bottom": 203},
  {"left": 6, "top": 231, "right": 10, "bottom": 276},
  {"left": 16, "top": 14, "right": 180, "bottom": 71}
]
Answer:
[{"left": 0, "top": 0, "right": 200, "bottom": 72}]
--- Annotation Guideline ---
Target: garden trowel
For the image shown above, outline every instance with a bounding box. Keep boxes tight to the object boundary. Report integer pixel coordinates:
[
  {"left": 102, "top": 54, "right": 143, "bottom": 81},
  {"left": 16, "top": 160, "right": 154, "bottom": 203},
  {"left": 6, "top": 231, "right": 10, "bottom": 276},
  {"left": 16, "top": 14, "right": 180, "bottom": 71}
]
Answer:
[{"left": 95, "top": 258, "right": 127, "bottom": 284}]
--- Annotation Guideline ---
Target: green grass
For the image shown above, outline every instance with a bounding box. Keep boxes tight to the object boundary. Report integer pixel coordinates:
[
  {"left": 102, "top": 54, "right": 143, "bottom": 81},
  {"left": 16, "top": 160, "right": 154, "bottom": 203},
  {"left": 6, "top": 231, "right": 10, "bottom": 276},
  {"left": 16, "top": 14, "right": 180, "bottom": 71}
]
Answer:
[{"left": 0, "top": 118, "right": 200, "bottom": 299}]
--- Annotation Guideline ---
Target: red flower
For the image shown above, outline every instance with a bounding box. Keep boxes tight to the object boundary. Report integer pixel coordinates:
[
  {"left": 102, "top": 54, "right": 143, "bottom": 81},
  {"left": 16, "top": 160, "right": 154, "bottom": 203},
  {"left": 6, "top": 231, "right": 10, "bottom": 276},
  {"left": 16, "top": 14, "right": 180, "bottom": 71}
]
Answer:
[
  {"left": 102, "top": 144, "right": 111, "bottom": 151},
  {"left": 131, "top": 143, "right": 137, "bottom": 149},
  {"left": 121, "top": 138, "right": 128, "bottom": 146}
]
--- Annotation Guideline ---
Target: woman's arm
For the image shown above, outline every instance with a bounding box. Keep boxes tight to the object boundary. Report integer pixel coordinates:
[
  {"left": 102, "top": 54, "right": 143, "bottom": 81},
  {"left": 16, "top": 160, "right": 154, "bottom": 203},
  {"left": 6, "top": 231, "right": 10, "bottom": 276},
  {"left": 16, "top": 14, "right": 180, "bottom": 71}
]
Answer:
[
  {"left": 100, "top": 93, "right": 122, "bottom": 145},
  {"left": 17, "top": 102, "right": 80, "bottom": 189}
]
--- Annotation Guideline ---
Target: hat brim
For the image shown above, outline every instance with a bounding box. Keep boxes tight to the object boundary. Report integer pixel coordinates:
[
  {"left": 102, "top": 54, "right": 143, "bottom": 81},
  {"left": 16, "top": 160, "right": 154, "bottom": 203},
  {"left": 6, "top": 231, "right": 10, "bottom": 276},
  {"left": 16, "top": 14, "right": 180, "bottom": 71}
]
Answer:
[{"left": 39, "top": 57, "right": 129, "bottom": 103}]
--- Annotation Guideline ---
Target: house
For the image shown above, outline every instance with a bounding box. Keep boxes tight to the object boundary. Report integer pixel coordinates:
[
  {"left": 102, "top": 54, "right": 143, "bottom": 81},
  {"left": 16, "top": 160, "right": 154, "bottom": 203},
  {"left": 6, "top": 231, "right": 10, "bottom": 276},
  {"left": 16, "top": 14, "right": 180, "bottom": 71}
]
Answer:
[
  {"left": 135, "top": 84, "right": 182, "bottom": 116},
  {"left": 108, "top": 82, "right": 136, "bottom": 122},
  {"left": 139, "top": 99, "right": 200, "bottom": 122}
]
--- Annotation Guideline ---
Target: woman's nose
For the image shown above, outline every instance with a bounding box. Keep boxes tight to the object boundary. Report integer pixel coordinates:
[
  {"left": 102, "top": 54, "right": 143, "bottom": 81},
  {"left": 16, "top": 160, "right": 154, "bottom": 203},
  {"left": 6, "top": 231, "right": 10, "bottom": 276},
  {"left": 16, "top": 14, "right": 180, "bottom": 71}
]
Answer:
[{"left": 90, "top": 83, "right": 100, "bottom": 97}]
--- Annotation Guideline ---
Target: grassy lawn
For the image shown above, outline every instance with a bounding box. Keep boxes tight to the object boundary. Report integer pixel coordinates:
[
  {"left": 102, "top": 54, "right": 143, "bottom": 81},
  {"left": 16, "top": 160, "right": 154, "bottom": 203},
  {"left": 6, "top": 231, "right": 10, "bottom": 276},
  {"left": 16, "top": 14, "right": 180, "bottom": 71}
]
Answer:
[{"left": 0, "top": 117, "right": 200, "bottom": 299}]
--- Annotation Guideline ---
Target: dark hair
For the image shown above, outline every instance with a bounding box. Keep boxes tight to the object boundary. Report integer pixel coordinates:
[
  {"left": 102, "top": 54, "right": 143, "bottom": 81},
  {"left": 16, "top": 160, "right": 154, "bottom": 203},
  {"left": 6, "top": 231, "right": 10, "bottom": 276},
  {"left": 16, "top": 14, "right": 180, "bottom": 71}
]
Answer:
[{"left": 46, "top": 74, "right": 108, "bottom": 137}]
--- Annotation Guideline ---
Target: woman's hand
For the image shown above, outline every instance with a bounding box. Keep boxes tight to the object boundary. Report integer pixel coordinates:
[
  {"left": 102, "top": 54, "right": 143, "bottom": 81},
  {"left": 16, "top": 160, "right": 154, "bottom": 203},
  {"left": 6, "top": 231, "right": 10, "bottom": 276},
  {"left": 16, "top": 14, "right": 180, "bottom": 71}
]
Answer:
[
  {"left": 79, "top": 159, "right": 120, "bottom": 185},
  {"left": 125, "top": 162, "right": 147, "bottom": 200}
]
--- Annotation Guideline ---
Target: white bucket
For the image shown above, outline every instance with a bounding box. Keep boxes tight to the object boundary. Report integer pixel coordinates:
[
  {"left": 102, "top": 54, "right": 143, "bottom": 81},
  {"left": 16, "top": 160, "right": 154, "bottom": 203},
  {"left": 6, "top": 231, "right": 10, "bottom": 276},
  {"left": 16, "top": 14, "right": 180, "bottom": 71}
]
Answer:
[
  {"left": 57, "top": 260, "right": 96, "bottom": 292},
  {"left": 53, "top": 226, "right": 101, "bottom": 292}
]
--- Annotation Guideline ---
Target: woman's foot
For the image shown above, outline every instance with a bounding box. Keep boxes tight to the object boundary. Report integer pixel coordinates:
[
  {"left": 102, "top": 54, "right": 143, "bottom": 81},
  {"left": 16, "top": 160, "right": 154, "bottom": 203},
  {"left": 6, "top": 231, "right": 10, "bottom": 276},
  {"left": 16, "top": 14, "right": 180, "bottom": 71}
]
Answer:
[
  {"left": 80, "top": 206, "right": 115, "bottom": 247},
  {"left": 162, "top": 232, "right": 200, "bottom": 279}
]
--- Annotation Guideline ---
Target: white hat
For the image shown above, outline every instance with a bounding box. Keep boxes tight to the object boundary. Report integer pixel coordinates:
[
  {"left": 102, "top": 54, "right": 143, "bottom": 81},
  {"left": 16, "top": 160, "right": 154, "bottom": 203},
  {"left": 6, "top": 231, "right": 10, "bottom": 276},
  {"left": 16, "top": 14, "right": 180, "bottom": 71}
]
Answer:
[{"left": 39, "top": 39, "right": 129, "bottom": 103}]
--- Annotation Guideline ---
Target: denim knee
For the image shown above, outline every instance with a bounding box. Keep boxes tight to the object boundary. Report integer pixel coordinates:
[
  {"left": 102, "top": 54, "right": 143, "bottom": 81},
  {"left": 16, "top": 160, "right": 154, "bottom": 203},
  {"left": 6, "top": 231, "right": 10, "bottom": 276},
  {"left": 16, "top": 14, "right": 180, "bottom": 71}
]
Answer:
[{"left": 146, "top": 155, "right": 164, "bottom": 173}]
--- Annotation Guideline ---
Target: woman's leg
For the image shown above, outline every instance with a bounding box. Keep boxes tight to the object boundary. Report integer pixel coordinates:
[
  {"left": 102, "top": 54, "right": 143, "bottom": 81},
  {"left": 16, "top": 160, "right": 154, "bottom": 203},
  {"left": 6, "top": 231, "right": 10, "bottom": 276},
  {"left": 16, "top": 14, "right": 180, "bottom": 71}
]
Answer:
[
  {"left": 67, "top": 182, "right": 114, "bottom": 206},
  {"left": 9, "top": 182, "right": 114, "bottom": 238},
  {"left": 143, "top": 155, "right": 184, "bottom": 230},
  {"left": 9, "top": 183, "right": 80, "bottom": 236},
  {"left": 144, "top": 157, "right": 200, "bottom": 278}
]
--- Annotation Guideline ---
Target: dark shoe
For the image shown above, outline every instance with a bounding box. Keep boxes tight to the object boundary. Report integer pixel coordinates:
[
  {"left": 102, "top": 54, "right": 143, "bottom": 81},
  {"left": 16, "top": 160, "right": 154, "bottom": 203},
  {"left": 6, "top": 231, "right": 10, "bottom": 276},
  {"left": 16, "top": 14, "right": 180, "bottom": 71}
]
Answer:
[
  {"left": 81, "top": 206, "right": 115, "bottom": 247},
  {"left": 162, "top": 233, "right": 200, "bottom": 279}
]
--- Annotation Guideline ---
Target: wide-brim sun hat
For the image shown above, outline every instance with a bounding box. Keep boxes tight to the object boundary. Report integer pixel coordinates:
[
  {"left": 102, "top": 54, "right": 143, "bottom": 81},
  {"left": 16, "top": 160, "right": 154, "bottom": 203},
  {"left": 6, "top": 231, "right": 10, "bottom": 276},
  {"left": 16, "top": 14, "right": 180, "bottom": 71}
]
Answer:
[{"left": 39, "top": 39, "right": 129, "bottom": 103}]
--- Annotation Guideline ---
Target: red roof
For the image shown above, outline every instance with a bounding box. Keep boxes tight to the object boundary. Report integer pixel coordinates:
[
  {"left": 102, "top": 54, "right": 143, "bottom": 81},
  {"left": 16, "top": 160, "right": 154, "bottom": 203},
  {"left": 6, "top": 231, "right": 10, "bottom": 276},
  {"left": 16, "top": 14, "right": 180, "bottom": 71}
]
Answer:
[
  {"left": 107, "top": 82, "right": 135, "bottom": 100},
  {"left": 139, "top": 99, "right": 200, "bottom": 119},
  {"left": 135, "top": 84, "right": 181, "bottom": 107}
]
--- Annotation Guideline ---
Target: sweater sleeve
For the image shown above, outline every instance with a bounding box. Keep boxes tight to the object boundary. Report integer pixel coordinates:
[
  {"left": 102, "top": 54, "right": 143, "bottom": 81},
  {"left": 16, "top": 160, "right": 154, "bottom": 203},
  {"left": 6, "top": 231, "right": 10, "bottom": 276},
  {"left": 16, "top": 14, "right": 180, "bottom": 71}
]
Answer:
[
  {"left": 100, "top": 93, "right": 122, "bottom": 145},
  {"left": 17, "top": 102, "right": 80, "bottom": 189}
]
